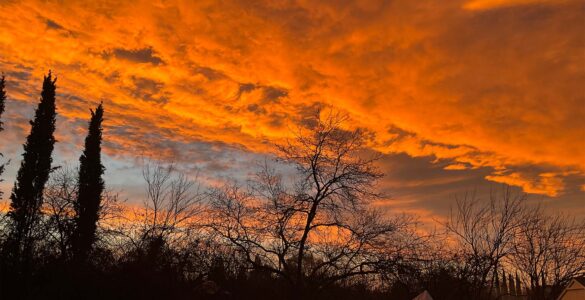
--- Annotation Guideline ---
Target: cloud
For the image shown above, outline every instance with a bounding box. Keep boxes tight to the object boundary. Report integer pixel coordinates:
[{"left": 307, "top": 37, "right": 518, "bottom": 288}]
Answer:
[
  {"left": 45, "top": 19, "right": 64, "bottom": 30},
  {"left": 485, "top": 172, "right": 565, "bottom": 197},
  {"left": 463, "top": 0, "right": 572, "bottom": 10},
  {"left": 0, "top": 0, "right": 583, "bottom": 207},
  {"left": 444, "top": 163, "right": 470, "bottom": 171},
  {"left": 108, "top": 48, "right": 164, "bottom": 65}
]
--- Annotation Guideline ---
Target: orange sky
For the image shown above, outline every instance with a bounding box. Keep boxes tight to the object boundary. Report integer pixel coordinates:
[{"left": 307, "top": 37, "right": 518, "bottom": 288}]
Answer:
[{"left": 0, "top": 0, "right": 583, "bottom": 218}]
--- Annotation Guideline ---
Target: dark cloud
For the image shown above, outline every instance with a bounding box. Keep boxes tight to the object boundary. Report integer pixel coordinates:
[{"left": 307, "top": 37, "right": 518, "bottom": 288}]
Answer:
[
  {"left": 247, "top": 103, "right": 267, "bottom": 115},
  {"left": 131, "top": 77, "right": 168, "bottom": 105},
  {"left": 262, "top": 86, "right": 287, "bottom": 103},
  {"left": 386, "top": 125, "right": 417, "bottom": 144},
  {"left": 110, "top": 48, "right": 164, "bottom": 65},
  {"left": 295, "top": 102, "right": 323, "bottom": 129},
  {"left": 45, "top": 19, "right": 64, "bottom": 30},
  {"left": 238, "top": 83, "right": 256, "bottom": 94},
  {"left": 236, "top": 83, "right": 288, "bottom": 103},
  {"left": 377, "top": 152, "right": 494, "bottom": 215},
  {"left": 195, "top": 66, "right": 226, "bottom": 80}
]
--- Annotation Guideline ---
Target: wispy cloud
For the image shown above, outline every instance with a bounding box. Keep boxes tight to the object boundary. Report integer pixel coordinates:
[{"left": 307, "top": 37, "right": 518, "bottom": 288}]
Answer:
[{"left": 463, "top": 0, "right": 573, "bottom": 10}]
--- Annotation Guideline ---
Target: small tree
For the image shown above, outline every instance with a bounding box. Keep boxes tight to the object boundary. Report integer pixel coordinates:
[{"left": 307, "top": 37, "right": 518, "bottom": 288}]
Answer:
[{"left": 71, "top": 103, "right": 105, "bottom": 263}]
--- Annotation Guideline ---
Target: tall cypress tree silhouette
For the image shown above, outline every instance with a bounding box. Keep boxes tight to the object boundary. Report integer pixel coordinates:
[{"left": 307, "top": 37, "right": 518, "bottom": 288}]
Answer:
[
  {"left": 494, "top": 268, "right": 500, "bottom": 295},
  {"left": 0, "top": 75, "right": 7, "bottom": 197},
  {"left": 72, "top": 103, "right": 104, "bottom": 263},
  {"left": 7, "top": 72, "right": 57, "bottom": 260},
  {"left": 508, "top": 273, "right": 515, "bottom": 296},
  {"left": 515, "top": 272, "right": 522, "bottom": 296},
  {"left": 0, "top": 74, "right": 6, "bottom": 131},
  {"left": 502, "top": 269, "right": 508, "bottom": 294}
]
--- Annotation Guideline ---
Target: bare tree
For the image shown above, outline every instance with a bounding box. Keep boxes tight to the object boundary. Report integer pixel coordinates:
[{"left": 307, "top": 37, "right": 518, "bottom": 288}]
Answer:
[
  {"left": 508, "top": 205, "right": 585, "bottom": 299},
  {"left": 209, "top": 111, "right": 409, "bottom": 296},
  {"left": 42, "top": 166, "right": 122, "bottom": 261},
  {"left": 43, "top": 167, "right": 77, "bottom": 258},
  {"left": 134, "top": 162, "right": 203, "bottom": 250},
  {"left": 444, "top": 186, "right": 525, "bottom": 299}
]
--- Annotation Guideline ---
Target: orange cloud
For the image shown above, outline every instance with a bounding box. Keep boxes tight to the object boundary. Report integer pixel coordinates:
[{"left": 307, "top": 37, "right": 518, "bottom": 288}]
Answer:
[
  {"left": 485, "top": 172, "right": 565, "bottom": 197},
  {"left": 463, "top": 0, "right": 572, "bottom": 10},
  {"left": 0, "top": 0, "right": 583, "bottom": 201}
]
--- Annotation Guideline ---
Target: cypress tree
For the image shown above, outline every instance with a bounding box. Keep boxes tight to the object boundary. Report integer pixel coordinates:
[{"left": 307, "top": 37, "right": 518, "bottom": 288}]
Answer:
[
  {"left": 71, "top": 103, "right": 104, "bottom": 263},
  {"left": 7, "top": 72, "right": 57, "bottom": 259},
  {"left": 494, "top": 268, "right": 500, "bottom": 296},
  {"left": 502, "top": 269, "right": 508, "bottom": 294},
  {"left": 0, "top": 75, "right": 6, "bottom": 197},
  {"left": 515, "top": 272, "right": 522, "bottom": 295},
  {"left": 508, "top": 273, "right": 515, "bottom": 295},
  {"left": 0, "top": 74, "right": 6, "bottom": 131}
]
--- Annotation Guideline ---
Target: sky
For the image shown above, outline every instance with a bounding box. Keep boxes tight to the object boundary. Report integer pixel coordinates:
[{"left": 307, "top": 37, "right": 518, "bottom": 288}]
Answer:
[{"left": 0, "top": 0, "right": 583, "bottom": 222}]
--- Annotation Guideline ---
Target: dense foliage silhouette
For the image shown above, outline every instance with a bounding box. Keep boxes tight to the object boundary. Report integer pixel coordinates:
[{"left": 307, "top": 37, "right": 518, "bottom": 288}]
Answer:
[
  {"left": 71, "top": 103, "right": 105, "bottom": 264},
  {"left": 0, "top": 74, "right": 6, "bottom": 199},
  {"left": 3, "top": 73, "right": 57, "bottom": 290},
  {"left": 0, "top": 74, "right": 5, "bottom": 131}
]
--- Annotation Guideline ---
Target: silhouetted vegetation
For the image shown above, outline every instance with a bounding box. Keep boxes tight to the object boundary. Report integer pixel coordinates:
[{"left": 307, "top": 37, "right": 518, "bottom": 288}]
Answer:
[
  {"left": 2, "top": 72, "right": 58, "bottom": 296},
  {"left": 71, "top": 102, "right": 105, "bottom": 264},
  {"left": 0, "top": 74, "right": 6, "bottom": 198},
  {"left": 0, "top": 74, "right": 5, "bottom": 131},
  {"left": 0, "top": 73, "right": 583, "bottom": 299}
]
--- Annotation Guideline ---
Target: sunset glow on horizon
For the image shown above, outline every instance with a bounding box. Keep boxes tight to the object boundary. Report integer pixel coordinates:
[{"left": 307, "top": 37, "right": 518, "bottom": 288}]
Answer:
[{"left": 0, "top": 0, "right": 583, "bottom": 220}]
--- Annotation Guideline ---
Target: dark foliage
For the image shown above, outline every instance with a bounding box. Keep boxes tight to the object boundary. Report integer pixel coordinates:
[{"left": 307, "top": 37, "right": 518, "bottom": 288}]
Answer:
[
  {"left": 71, "top": 103, "right": 105, "bottom": 263},
  {"left": 5, "top": 72, "right": 57, "bottom": 259},
  {"left": 0, "top": 74, "right": 5, "bottom": 131},
  {"left": 0, "top": 74, "right": 6, "bottom": 198},
  {"left": 1, "top": 71, "right": 57, "bottom": 298}
]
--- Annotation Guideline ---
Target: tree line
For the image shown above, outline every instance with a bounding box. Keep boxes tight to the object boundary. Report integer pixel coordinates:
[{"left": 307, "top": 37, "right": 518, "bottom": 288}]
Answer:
[{"left": 0, "top": 72, "right": 583, "bottom": 300}]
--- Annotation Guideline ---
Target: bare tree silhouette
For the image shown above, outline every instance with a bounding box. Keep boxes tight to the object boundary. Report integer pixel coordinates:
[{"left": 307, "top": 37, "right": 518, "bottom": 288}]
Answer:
[
  {"left": 209, "top": 111, "right": 415, "bottom": 297},
  {"left": 128, "top": 162, "right": 204, "bottom": 256},
  {"left": 444, "top": 187, "right": 525, "bottom": 299},
  {"left": 42, "top": 167, "right": 121, "bottom": 262},
  {"left": 509, "top": 205, "right": 585, "bottom": 299}
]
